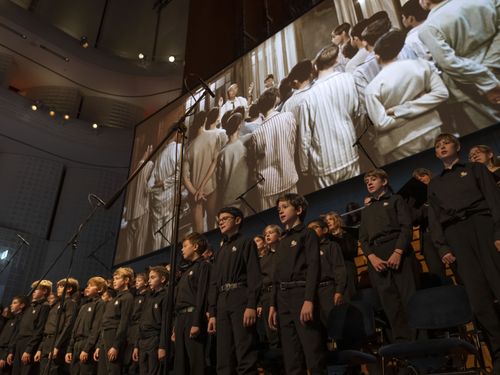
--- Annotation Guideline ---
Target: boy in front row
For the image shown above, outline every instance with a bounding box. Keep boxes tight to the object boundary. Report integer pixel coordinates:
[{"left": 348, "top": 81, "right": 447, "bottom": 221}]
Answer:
[
  {"left": 359, "top": 169, "right": 417, "bottom": 342},
  {"left": 65, "top": 276, "right": 107, "bottom": 374},
  {"left": 269, "top": 194, "right": 326, "bottom": 374},
  {"left": 207, "top": 207, "right": 262, "bottom": 374}
]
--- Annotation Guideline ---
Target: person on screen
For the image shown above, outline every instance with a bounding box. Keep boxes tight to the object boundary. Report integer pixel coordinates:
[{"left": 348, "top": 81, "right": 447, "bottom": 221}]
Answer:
[
  {"left": 331, "top": 22, "right": 351, "bottom": 71},
  {"left": 251, "top": 88, "right": 299, "bottom": 210},
  {"left": 239, "top": 104, "right": 262, "bottom": 138},
  {"left": 183, "top": 111, "right": 226, "bottom": 233},
  {"left": 345, "top": 19, "right": 370, "bottom": 73},
  {"left": 468, "top": 145, "right": 500, "bottom": 184},
  {"left": 124, "top": 145, "right": 154, "bottom": 259},
  {"left": 365, "top": 30, "right": 448, "bottom": 164},
  {"left": 263, "top": 74, "right": 275, "bottom": 89},
  {"left": 401, "top": 0, "right": 432, "bottom": 61},
  {"left": 205, "top": 107, "right": 228, "bottom": 143},
  {"left": 418, "top": 0, "right": 500, "bottom": 130},
  {"left": 297, "top": 44, "right": 360, "bottom": 190},
  {"left": 281, "top": 60, "right": 314, "bottom": 120},
  {"left": 216, "top": 113, "right": 249, "bottom": 211},
  {"left": 218, "top": 83, "right": 249, "bottom": 119},
  {"left": 149, "top": 134, "right": 182, "bottom": 251}
]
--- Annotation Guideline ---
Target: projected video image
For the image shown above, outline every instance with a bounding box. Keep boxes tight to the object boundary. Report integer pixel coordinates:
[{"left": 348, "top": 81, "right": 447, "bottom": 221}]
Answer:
[{"left": 114, "top": 0, "right": 500, "bottom": 264}]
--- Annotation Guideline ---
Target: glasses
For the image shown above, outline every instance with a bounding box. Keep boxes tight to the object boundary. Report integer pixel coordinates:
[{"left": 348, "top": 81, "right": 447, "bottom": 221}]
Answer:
[{"left": 217, "top": 215, "right": 234, "bottom": 225}]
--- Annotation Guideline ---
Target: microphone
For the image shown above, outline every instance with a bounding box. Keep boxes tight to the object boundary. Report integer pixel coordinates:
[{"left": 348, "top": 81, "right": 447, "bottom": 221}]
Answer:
[
  {"left": 257, "top": 173, "right": 265, "bottom": 182},
  {"left": 89, "top": 194, "right": 106, "bottom": 206},
  {"left": 16, "top": 234, "right": 30, "bottom": 246},
  {"left": 188, "top": 73, "right": 215, "bottom": 98}
]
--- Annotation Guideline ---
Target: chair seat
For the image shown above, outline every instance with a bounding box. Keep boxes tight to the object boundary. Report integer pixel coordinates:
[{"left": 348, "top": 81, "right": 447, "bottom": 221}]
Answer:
[
  {"left": 327, "top": 350, "right": 378, "bottom": 366},
  {"left": 379, "top": 338, "right": 477, "bottom": 359}
]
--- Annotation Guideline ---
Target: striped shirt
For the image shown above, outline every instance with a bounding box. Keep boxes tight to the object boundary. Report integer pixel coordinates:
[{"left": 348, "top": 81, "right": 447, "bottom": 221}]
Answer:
[
  {"left": 251, "top": 111, "right": 298, "bottom": 197},
  {"left": 220, "top": 96, "right": 248, "bottom": 118},
  {"left": 297, "top": 72, "right": 360, "bottom": 177},
  {"left": 281, "top": 82, "right": 314, "bottom": 121}
]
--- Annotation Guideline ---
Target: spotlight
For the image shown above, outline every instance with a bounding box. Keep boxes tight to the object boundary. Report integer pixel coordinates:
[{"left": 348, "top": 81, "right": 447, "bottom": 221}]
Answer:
[
  {"left": 80, "top": 36, "right": 89, "bottom": 48},
  {"left": 168, "top": 55, "right": 175, "bottom": 63},
  {"left": 49, "top": 110, "right": 56, "bottom": 117},
  {"left": 63, "top": 114, "right": 70, "bottom": 120},
  {"left": 92, "top": 123, "right": 98, "bottom": 129},
  {"left": 138, "top": 53, "right": 146, "bottom": 60},
  {"left": 31, "top": 104, "right": 38, "bottom": 111}
]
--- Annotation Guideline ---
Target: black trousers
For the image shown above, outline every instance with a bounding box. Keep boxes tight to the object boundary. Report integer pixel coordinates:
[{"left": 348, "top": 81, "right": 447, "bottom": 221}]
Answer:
[
  {"left": 12, "top": 337, "right": 39, "bottom": 375},
  {"left": 277, "top": 287, "right": 327, "bottom": 375},
  {"left": 70, "top": 338, "right": 97, "bottom": 375},
  {"left": 39, "top": 334, "right": 67, "bottom": 375},
  {"left": 443, "top": 214, "right": 500, "bottom": 363},
  {"left": 260, "top": 291, "right": 280, "bottom": 348},
  {"left": 368, "top": 240, "right": 417, "bottom": 342},
  {"left": 124, "top": 325, "right": 139, "bottom": 374},
  {"left": 421, "top": 230, "right": 449, "bottom": 284},
  {"left": 216, "top": 289, "right": 258, "bottom": 375},
  {"left": 138, "top": 336, "right": 164, "bottom": 375},
  {"left": 174, "top": 312, "right": 206, "bottom": 375},
  {"left": 318, "top": 284, "right": 335, "bottom": 329},
  {"left": 344, "top": 260, "right": 358, "bottom": 299},
  {"left": 97, "top": 329, "right": 123, "bottom": 375}
]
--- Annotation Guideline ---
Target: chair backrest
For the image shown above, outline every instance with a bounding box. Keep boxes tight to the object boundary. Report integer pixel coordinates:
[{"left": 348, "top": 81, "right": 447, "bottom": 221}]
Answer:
[
  {"left": 406, "top": 285, "right": 472, "bottom": 330},
  {"left": 352, "top": 288, "right": 383, "bottom": 312},
  {"left": 327, "top": 300, "right": 376, "bottom": 349}
]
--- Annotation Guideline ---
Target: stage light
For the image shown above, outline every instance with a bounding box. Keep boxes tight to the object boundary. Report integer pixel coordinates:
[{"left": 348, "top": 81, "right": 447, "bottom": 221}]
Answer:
[
  {"left": 49, "top": 109, "right": 56, "bottom": 117},
  {"left": 168, "top": 55, "right": 175, "bottom": 63},
  {"left": 63, "top": 114, "right": 70, "bottom": 120},
  {"left": 80, "top": 36, "right": 89, "bottom": 48},
  {"left": 31, "top": 104, "right": 38, "bottom": 111},
  {"left": 92, "top": 123, "right": 98, "bottom": 129},
  {"left": 138, "top": 53, "right": 145, "bottom": 60}
]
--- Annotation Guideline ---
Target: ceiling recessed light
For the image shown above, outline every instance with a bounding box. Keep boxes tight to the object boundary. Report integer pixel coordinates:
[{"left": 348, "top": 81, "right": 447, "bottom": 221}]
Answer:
[
  {"left": 63, "top": 114, "right": 70, "bottom": 120},
  {"left": 138, "top": 53, "right": 145, "bottom": 60},
  {"left": 49, "top": 110, "right": 56, "bottom": 117},
  {"left": 92, "top": 123, "right": 98, "bottom": 129},
  {"left": 168, "top": 55, "right": 175, "bottom": 63},
  {"left": 31, "top": 104, "right": 37, "bottom": 111}
]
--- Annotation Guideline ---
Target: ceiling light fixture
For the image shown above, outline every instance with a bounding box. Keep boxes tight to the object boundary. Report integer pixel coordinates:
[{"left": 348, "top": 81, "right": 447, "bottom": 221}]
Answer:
[
  {"left": 138, "top": 53, "right": 145, "bottom": 60},
  {"left": 168, "top": 55, "right": 175, "bottom": 63},
  {"left": 31, "top": 104, "right": 38, "bottom": 111},
  {"left": 92, "top": 123, "right": 98, "bottom": 129},
  {"left": 49, "top": 110, "right": 56, "bottom": 117},
  {"left": 63, "top": 114, "right": 70, "bottom": 120}
]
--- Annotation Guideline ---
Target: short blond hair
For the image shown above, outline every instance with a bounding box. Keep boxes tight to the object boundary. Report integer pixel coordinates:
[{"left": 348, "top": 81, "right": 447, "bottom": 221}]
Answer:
[
  {"left": 263, "top": 224, "right": 282, "bottom": 236},
  {"left": 113, "top": 267, "right": 134, "bottom": 284},
  {"left": 364, "top": 168, "right": 389, "bottom": 182},
  {"left": 31, "top": 280, "right": 52, "bottom": 294},
  {"left": 88, "top": 276, "right": 107, "bottom": 294}
]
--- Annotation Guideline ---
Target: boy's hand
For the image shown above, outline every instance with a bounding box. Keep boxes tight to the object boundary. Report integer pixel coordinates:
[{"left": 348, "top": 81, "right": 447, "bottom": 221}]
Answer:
[
  {"left": 334, "top": 293, "right": 344, "bottom": 305},
  {"left": 0, "top": 359, "right": 5, "bottom": 368},
  {"left": 93, "top": 348, "right": 100, "bottom": 361},
  {"left": 268, "top": 307, "right": 278, "bottom": 331},
  {"left": 387, "top": 250, "right": 403, "bottom": 270},
  {"left": 207, "top": 317, "right": 216, "bottom": 334},
  {"left": 21, "top": 352, "right": 31, "bottom": 364},
  {"left": 368, "top": 254, "right": 387, "bottom": 272},
  {"left": 158, "top": 348, "right": 166, "bottom": 361},
  {"left": 243, "top": 308, "right": 256, "bottom": 327},
  {"left": 65, "top": 353, "right": 72, "bottom": 364},
  {"left": 107, "top": 347, "right": 118, "bottom": 362},
  {"left": 132, "top": 348, "right": 139, "bottom": 362},
  {"left": 6, "top": 354, "right": 13, "bottom": 366},
  {"left": 300, "top": 300, "right": 314, "bottom": 325},
  {"left": 34, "top": 351, "right": 41, "bottom": 362},
  {"left": 80, "top": 351, "right": 89, "bottom": 363},
  {"left": 494, "top": 240, "right": 500, "bottom": 252},
  {"left": 442, "top": 252, "right": 456, "bottom": 264},
  {"left": 256, "top": 306, "right": 263, "bottom": 317},
  {"left": 189, "top": 326, "right": 200, "bottom": 338}
]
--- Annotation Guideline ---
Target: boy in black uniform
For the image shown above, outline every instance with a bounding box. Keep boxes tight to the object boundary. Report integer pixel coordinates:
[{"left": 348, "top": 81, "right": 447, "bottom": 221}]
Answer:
[
  {"left": 207, "top": 207, "right": 262, "bottom": 375},
  {"left": 428, "top": 133, "right": 500, "bottom": 373},
  {"left": 174, "top": 232, "right": 211, "bottom": 375},
  {"left": 9, "top": 279, "right": 51, "bottom": 375},
  {"left": 307, "top": 219, "right": 347, "bottom": 327},
  {"left": 359, "top": 169, "right": 417, "bottom": 342},
  {"left": 0, "top": 296, "right": 27, "bottom": 374},
  {"left": 125, "top": 273, "right": 148, "bottom": 374},
  {"left": 94, "top": 267, "right": 134, "bottom": 375},
  {"left": 268, "top": 194, "right": 326, "bottom": 374},
  {"left": 35, "top": 277, "right": 79, "bottom": 374},
  {"left": 65, "top": 276, "right": 107, "bottom": 374},
  {"left": 132, "top": 266, "right": 168, "bottom": 375}
]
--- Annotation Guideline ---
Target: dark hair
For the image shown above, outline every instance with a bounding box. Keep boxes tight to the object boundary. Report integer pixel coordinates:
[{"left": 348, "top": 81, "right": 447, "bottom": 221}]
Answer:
[
  {"left": 248, "top": 103, "right": 260, "bottom": 119},
  {"left": 343, "top": 43, "right": 358, "bottom": 59},
  {"left": 276, "top": 193, "right": 309, "bottom": 221},
  {"left": 188, "top": 110, "right": 207, "bottom": 140},
  {"left": 205, "top": 107, "right": 220, "bottom": 129},
  {"left": 264, "top": 74, "right": 274, "bottom": 81},
  {"left": 12, "top": 295, "right": 29, "bottom": 308},
  {"left": 257, "top": 88, "right": 279, "bottom": 115},
  {"left": 412, "top": 168, "right": 432, "bottom": 179},
  {"left": 220, "top": 111, "right": 232, "bottom": 130},
  {"left": 135, "top": 273, "right": 147, "bottom": 282},
  {"left": 374, "top": 30, "right": 406, "bottom": 61},
  {"left": 288, "top": 60, "right": 313, "bottom": 83},
  {"left": 334, "top": 22, "right": 351, "bottom": 35},
  {"left": 278, "top": 78, "right": 292, "bottom": 104},
  {"left": 183, "top": 232, "right": 209, "bottom": 254},
  {"left": 217, "top": 206, "right": 244, "bottom": 220},
  {"left": 351, "top": 19, "right": 369, "bottom": 39},
  {"left": 307, "top": 219, "right": 328, "bottom": 229},
  {"left": 314, "top": 44, "right": 339, "bottom": 71},
  {"left": 225, "top": 113, "right": 242, "bottom": 137},
  {"left": 149, "top": 265, "right": 168, "bottom": 281},
  {"left": 434, "top": 133, "right": 460, "bottom": 148},
  {"left": 402, "top": 0, "right": 429, "bottom": 22},
  {"left": 362, "top": 18, "right": 391, "bottom": 47}
]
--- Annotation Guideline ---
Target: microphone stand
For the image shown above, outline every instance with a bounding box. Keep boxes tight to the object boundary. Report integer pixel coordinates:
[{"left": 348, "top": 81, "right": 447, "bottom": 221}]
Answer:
[
  {"left": 352, "top": 117, "right": 378, "bottom": 169},
  {"left": 235, "top": 175, "right": 269, "bottom": 227},
  {"left": 153, "top": 215, "right": 175, "bottom": 247},
  {"left": 0, "top": 238, "right": 28, "bottom": 276}
]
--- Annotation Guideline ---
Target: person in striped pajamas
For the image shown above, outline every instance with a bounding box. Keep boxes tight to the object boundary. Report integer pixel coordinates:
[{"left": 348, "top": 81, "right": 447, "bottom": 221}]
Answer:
[
  {"left": 250, "top": 88, "right": 299, "bottom": 211},
  {"left": 281, "top": 60, "right": 314, "bottom": 121},
  {"left": 297, "top": 44, "right": 360, "bottom": 191}
]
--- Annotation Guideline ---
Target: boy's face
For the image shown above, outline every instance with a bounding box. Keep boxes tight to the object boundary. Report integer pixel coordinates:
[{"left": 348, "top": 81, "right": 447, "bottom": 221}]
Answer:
[
  {"left": 102, "top": 292, "right": 112, "bottom": 302},
  {"left": 85, "top": 283, "right": 100, "bottom": 298},
  {"left": 181, "top": 239, "right": 197, "bottom": 260},
  {"left": 113, "top": 274, "right": 128, "bottom": 291},
  {"left": 135, "top": 277, "right": 147, "bottom": 290},
  {"left": 364, "top": 175, "right": 387, "bottom": 195},
  {"left": 435, "top": 138, "right": 459, "bottom": 160},
  {"left": 148, "top": 271, "right": 164, "bottom": 290},
  {"left": 253, "top": 237, "right": 266, "bottom": 251},
  {"left": 307, "top": 223, "right": 326, "bottom": 239},
  {"left": 264, "top": 228, "right": 280, "bottom": 246},
  {"left": 47, "top": 294, "right": 57, "bottom": 306},
  {"left": 32, "top": 287, "right": 46, "bottom": 301},
  {"left": 324, "top": 215, "right": 337, "bottom": 231},
  {"left": 10, "top": 298, "right": 24, "bottom": 314},
  {"left": 278, "top": 200, "right": 301, "bottom": 226},
  {"left": 56, "top": 284, "right": 68, "bottom": 297},
  {"left": 217, "top": 213, "right": 240, "bottom": 235},
  {"left": 468, "top": 147, "right": 490, "bottom": 164},
  {"left": 415, "top": 174, "right": 431, "bottom": 185}
]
